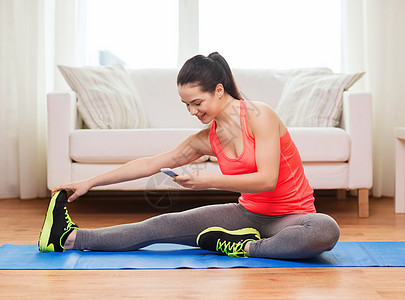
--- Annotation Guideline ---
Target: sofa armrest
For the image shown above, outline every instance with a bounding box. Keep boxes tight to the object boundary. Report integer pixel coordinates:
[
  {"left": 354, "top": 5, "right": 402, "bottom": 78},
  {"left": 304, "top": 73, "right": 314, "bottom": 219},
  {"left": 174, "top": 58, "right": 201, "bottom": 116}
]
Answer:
[
  {"left": 341, "top": 92, "right": 373, "bottom": 189},
  {"left": 47, "top": 91, "right": 77, "bottom": 189}
]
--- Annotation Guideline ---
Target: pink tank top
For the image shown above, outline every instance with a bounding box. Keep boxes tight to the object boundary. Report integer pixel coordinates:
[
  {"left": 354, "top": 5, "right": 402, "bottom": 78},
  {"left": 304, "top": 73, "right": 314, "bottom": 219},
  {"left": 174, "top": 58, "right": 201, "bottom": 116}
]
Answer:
[{"left": 209, "top": 100, "right": 316, "bottom": 215}]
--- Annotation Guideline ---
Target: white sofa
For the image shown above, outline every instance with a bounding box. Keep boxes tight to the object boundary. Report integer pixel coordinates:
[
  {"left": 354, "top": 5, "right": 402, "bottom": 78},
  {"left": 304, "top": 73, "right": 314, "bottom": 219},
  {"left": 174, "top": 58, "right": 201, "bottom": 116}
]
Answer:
[{"left": 47, "top": 68, "right": 373, "bottom": 217}]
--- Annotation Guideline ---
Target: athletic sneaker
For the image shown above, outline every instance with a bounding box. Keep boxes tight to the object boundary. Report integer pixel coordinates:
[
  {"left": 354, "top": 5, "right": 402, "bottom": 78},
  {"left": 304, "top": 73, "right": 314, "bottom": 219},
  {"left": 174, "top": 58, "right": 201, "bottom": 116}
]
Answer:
[
  {"left": 196, "top": 227, "right": 261, "bottom": 258},
  {"left": 38, "top": 190, "right": 78, "bottom": 252}
]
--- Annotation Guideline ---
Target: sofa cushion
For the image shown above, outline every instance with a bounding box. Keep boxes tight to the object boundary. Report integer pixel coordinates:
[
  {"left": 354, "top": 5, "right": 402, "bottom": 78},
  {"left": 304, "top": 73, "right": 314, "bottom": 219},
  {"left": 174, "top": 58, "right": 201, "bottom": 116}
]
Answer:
[
  {"left": 58, "top": 64, "right": 149, "bottom": 129},
  {"left": 70, "top": 127, "right": 349, "bottom": 164},
  {"left": 70, "top": 128, "right": 209, "bottom": 164},
  {"left": 232, "top": 68, "right": 289, "bottom": 108},
  {"left": 128, "top": 69, "right": 204, "bottom": 129},
  {"left": 289, "top": 127, "right": 350, "bottom": 162},
  {"left": 303, "top": 163, "right": 349, "bottom": 189},
  {"left": 232, "top": 68, "right": 332, "bottom": 109},
  {"left": 209, "top": 128, "right": 349, "bottom": 162},
  {"left": 276, "top": 70, "right": 364, "bottom": 127}
]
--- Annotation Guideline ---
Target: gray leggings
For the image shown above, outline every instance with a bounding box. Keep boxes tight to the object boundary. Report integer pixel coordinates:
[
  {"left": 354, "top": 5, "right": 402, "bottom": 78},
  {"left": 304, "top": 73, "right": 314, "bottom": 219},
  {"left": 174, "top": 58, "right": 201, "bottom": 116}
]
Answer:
[{"left": 73, "top": 203, "right": 340, "bottom": 259}]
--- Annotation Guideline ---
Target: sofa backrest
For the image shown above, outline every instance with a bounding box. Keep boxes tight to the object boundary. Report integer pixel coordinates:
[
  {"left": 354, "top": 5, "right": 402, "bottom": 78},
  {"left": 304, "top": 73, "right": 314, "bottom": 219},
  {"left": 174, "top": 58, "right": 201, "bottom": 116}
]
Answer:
[
  {"left": 233, "top": 68, "right": 289, "bottom": 108},
  {"left": 128, "top": 68, "right": 293, "bottom": 129},
  {"left": 129, "top": 69, "right": 200, "bottom": 129}
]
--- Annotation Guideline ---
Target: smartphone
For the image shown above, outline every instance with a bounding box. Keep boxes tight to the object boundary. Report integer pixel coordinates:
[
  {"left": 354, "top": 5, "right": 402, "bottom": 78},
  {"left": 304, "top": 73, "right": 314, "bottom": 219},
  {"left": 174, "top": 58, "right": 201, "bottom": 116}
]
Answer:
[{"left": 160, "top": 168, "right": 179, "bottom": 178}]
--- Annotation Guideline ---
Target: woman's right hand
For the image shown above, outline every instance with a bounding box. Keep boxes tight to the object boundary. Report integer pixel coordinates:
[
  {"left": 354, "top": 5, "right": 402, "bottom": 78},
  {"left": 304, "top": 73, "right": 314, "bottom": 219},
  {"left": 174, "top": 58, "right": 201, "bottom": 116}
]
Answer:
[{"left": 51, "top": 180, "right": 92, "bottom": 203}]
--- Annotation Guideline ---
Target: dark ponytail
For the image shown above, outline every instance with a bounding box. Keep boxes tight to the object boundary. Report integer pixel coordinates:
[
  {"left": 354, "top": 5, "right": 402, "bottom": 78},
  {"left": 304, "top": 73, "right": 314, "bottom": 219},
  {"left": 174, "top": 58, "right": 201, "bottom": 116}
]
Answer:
[{"left": 177, "top": 52, "right": 242, "bottom": 100}]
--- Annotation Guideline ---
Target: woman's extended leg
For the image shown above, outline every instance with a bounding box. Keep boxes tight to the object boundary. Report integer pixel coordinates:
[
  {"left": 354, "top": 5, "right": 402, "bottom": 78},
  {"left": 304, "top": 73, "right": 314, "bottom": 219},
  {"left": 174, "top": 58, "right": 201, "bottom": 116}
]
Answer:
[
  {"left": 72, "top": 202, "right": 260, "bottom": 251},
  {"left": 40, "top": 190, "right": 339, "bottom": 258},
  {"left": 247, "top": 212, "right": 340, "bottom": 259}
]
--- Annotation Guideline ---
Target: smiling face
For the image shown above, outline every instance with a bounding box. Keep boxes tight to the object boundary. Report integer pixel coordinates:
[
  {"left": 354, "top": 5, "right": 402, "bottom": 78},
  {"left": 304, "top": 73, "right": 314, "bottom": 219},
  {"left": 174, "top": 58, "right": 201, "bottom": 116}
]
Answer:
[{"left": 178, "top": 83, "right": 224, "bottom": 124}]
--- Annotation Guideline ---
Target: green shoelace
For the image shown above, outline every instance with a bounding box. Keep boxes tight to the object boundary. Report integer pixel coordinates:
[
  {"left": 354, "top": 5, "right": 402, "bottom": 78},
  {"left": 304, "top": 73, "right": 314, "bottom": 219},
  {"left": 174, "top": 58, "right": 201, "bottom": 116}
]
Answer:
[
  {"left": 59, "top": 207, "right": 78, "bottom": 250},
  {"left": 215, "top": 238, "right": 254, "bottom": 258},
  {"left": 63, "top": 206, "right": 77, "bottom": 230}
]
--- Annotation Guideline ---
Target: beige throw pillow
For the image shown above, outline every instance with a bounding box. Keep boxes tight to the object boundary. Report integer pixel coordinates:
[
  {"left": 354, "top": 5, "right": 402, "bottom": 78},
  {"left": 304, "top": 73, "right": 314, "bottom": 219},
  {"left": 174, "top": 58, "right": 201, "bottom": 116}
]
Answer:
[
  {"left": 276, "top": 71, "right": 364, "bottom": 127},
  {"left": 58, "top": 64, "right": 149, "bottom": 129}
]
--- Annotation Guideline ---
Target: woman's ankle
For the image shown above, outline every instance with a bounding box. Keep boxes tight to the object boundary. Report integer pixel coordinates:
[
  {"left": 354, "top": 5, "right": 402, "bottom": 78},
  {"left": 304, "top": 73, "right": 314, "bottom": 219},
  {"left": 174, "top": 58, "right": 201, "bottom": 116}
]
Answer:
[
  {"left": 63, "top": 229, "right": 77, "bottom": 250},
  {"left": 244, "top": 240, "right": 252, "bottom": 256}
]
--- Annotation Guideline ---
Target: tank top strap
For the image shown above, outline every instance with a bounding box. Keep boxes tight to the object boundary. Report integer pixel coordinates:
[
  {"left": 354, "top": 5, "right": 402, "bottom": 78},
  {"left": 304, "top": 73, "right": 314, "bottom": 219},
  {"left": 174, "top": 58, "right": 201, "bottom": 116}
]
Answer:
[
  {"left": 239, "top": 99, "right": 253, "bottom": 141},
  {"left": 209, "top": 119, "right": 219, "bottom": 157}
]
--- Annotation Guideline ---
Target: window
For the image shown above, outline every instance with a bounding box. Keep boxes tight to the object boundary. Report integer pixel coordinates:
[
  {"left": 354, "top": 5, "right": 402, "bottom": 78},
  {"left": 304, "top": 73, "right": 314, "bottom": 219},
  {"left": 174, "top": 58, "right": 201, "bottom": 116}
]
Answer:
[
  {"left": 200, "top": 0, "right": 341, "bottom": 71},
  {"left": 85, "top": 0, "right": 178, "bottom": 68},
  {"left": 86, "top": 0, "right": 341, "bottom": 71}
]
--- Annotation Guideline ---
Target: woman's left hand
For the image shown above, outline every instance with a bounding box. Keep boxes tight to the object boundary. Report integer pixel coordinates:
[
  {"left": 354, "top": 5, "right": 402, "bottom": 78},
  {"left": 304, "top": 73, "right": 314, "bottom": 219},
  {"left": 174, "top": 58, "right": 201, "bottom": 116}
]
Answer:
[{"left": 173, "top": 170, "right": 212, "bottom": 190}]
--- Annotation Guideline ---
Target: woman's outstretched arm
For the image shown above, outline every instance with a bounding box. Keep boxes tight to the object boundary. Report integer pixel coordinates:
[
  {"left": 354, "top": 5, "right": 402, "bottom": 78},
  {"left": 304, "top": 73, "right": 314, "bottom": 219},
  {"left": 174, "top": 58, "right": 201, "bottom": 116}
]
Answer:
[{"left": 52, "top": 129, "right": 213, "bottom": 202}]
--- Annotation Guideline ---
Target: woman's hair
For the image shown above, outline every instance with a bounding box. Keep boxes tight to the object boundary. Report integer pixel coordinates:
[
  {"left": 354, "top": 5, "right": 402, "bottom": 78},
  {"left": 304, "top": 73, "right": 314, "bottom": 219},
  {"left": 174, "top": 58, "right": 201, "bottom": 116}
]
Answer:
[{"left": 177, "top": 52, "right": 242, "bottom": 100}]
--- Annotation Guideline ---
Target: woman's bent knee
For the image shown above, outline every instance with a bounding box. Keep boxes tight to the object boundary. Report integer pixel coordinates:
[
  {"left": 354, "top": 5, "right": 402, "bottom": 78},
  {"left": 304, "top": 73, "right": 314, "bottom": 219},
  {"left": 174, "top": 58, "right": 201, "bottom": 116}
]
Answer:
[{"left": 312, "top": 213, "right": 340, "bottom": 251}]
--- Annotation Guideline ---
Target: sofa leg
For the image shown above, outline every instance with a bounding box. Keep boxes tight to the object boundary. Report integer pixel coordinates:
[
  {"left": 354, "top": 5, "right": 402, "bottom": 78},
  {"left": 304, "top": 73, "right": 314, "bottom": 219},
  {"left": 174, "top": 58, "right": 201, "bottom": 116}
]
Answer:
[{"left": 358, "top": 188, "right": 369, "bottom": 218}]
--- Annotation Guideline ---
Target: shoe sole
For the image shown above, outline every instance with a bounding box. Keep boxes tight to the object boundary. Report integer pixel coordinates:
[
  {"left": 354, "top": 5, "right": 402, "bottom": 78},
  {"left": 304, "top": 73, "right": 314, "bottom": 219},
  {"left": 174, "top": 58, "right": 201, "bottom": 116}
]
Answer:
[
  {"left": 196, "top": 226, "right": 260, "bottom": 246},
  {"left": 38, "top": 190, "right": 61, "bottom": 252}
]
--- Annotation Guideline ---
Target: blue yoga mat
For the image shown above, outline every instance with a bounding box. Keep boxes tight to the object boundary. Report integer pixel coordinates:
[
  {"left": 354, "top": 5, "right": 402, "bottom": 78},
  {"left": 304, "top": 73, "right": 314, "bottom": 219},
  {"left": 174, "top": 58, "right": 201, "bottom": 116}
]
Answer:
[{"left": 1, "top": 242, "right": 405, "bottom": 270}]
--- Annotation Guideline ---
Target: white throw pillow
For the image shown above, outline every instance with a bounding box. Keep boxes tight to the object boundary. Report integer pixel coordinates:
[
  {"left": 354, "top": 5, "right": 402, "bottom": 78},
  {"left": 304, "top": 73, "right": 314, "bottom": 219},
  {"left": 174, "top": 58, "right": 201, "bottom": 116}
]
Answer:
[
  {"left": 58, "top": 64, "right": 149, "bottom": 129},
  {"left": 276, "top": 70, "right": 364, "bottom": 127}
]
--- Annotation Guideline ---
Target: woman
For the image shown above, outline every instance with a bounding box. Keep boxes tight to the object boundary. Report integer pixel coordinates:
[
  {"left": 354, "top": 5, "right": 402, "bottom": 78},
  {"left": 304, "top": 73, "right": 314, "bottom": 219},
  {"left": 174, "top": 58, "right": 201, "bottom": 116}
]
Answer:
[{"left": 38, "top": 52, "right": 340, "bottom": 259}]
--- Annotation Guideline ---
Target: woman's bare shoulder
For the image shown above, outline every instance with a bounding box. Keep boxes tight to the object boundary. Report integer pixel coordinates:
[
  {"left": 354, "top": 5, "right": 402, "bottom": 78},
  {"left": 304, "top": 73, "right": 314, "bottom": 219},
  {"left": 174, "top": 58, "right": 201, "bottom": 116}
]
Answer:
[
  {"left": 245, "top": 101, "right": 285, "bottom": 137},
  {"left": 245, "top": 100, "right": 275, "bottom": 116}
]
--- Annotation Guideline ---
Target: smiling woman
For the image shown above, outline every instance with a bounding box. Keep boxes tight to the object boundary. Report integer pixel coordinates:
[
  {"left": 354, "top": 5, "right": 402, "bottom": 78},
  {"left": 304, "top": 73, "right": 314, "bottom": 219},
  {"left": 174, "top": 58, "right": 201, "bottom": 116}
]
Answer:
[{"left": 39, "top": 52, "right": 340, "bottom": 260}]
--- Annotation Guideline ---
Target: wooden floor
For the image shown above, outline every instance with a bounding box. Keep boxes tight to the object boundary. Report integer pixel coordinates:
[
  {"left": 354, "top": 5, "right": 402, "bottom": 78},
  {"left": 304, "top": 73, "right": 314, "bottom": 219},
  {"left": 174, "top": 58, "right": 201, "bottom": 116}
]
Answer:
[{"left": 1, "top": 191, "right": 405, "bottom": 299}]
